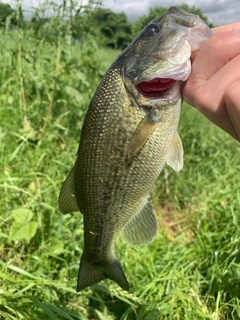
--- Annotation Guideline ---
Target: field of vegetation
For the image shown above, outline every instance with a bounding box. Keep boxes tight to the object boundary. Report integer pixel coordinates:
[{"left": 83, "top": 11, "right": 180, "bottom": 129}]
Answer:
[{"left": 0, "top": 1, "right": 239, "bottom": 319}]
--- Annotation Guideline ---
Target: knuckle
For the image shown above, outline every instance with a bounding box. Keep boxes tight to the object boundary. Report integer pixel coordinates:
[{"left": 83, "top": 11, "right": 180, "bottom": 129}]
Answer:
[{"left": 194, "top": 85, "right": 212, "bottom": 113}]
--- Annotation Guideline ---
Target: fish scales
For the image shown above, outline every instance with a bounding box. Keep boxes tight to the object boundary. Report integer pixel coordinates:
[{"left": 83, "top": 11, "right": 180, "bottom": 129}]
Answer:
[
  {"left": 76, "top": 64, "right": 178, "bottom": 243},
  {"left": 58, "top": 6, "right": 213, "bottom": 292},
  {"left": 76, "top": 67, "right": 180, "bottom": 290}
]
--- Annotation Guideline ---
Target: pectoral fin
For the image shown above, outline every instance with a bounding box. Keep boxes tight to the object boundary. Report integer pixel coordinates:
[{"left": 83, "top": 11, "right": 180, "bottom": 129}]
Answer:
[
  {"left": 122, "top": 199, "right": 158, "bottom": 246},
  {"left": 128, "top": 111, "right": 160, "bottom": 158},
  {"left": 166, "top": 132, "right": 183, "bottom": 172},
  {"left": 58, "top": 168, "right": 80, "bottom": 213}
]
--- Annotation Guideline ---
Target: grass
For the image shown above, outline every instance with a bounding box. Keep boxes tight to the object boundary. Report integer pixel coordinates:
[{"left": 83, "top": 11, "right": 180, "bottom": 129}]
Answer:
[{"left": 0, "top": 22, "right": 240, "bottom": 320}]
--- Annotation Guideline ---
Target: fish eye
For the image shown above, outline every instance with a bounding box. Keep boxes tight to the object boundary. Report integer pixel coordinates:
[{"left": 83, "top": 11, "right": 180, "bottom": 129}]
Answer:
[{"left": 146, "top": 24, "right": 160, "bottom": 36}]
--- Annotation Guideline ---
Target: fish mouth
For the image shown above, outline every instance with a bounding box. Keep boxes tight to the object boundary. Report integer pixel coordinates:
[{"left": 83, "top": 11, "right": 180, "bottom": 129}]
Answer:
[{"left": 135, "top": 78, "right": 176, "bottom": 98}]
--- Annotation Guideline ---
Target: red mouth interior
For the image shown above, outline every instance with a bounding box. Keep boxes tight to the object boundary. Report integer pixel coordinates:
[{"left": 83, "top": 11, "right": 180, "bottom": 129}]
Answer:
[{"left": 136, "top": 78, "right": 176, "bottom": 98}]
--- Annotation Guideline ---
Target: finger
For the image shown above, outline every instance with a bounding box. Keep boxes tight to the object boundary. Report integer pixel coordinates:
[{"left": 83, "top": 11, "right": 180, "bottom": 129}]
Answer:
[
  {"left": 196, "top": 54, "right": 240, "bottom": 111},
  {"left": 191, "top": 32, "right": 240, "bottom": 80},
  {"left": 190, "top": 26, "right": 240, "bottom": 62},
  {"left": 191, "top": 23, "right": 240, "bottom": 59},
  {"left": 190, "top": 55, "right": 240, "bottom": 140},
  {"left": 213, "top": 22, "right": 240, "bottom": 34},
  {"left": 225, "top": 80, "right": 240, "bottom": 141},
  {"left": 183, "top": 32, "right": 240, "bottom": 106}
]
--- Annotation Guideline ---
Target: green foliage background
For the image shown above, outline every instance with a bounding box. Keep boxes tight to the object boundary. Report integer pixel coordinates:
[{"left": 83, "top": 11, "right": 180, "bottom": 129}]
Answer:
[{"left": 0, "top": 1, "right": 239, "bottom": 319}]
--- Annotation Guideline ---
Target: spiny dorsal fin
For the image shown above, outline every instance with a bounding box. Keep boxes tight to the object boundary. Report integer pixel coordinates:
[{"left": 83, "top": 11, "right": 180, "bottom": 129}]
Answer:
[
  {"left": 122, "top": 199, "right": 158, "bottom": 246},
  {"left": 58, "top": 168, "right": 79, "bottom": 214},
  {"left": 166, "top": 131, "right": 183, "bottom": 172}
]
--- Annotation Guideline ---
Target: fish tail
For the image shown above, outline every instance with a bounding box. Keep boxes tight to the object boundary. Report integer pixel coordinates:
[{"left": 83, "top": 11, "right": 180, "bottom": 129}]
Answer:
[{"left": 76, "top": 252, "right": 129, "bottom": 292}]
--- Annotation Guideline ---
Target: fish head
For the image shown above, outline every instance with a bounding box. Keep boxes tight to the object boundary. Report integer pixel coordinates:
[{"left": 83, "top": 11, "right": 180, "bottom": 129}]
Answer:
[{"left": 124, "top": 6, "right": 213, "bottom": 106}]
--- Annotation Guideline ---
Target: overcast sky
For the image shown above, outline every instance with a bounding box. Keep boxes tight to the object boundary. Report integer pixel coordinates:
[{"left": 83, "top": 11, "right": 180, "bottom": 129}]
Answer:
[
  {"left": 103, "top": 0, "right": 240, "bottom": 26},
  {"left": 6, "top": 0, "right": 239, "bottom": 27}
]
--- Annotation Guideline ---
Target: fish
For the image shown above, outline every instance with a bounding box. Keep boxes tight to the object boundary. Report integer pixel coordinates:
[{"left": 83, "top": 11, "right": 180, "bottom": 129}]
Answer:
[{"left": 58, "top": 6, "right": 213, "bottom": 292}]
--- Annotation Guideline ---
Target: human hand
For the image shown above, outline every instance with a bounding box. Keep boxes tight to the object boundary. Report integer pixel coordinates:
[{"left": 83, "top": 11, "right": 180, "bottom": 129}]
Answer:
[{"left": 182, "top": 22, "right": 240, "bottom": 141}]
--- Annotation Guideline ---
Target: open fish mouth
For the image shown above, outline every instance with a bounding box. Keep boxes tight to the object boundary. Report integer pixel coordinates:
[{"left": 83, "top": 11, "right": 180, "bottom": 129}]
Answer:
[
  {"left": 131, "top": 57, "right": 191, "bottom": 100},
  {"left": 135, "top": 78, "right": 176, "bottom": 98}
]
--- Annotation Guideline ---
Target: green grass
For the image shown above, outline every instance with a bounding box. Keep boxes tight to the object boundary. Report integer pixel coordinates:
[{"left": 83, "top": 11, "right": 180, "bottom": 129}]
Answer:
[{"left": 0, "top": 26, "right": 240, "bottom": 320}]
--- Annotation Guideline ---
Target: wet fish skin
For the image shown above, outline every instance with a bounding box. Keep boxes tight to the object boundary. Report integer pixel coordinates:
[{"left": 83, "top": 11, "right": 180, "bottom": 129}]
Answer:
[{"left": 58, "top": 6, "right": 213, "bottom": 292}]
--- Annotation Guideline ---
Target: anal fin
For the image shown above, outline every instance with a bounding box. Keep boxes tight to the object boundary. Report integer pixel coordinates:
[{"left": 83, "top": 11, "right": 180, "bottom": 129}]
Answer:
[
  {"left": 122, "top": 199, "right": 158, "bottom": 246},
  {"left": 58, "top": 168, "right": 79, "bottom": 214}
]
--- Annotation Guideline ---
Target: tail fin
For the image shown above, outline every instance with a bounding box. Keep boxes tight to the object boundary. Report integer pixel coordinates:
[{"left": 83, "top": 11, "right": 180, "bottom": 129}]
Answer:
[{"left": 76, "top": 252, "right": 129, "bottom": 292}]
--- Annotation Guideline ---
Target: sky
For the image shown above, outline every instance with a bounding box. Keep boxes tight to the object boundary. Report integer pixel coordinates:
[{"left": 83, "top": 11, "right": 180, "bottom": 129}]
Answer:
[
  {"left": 5, "top": 0, "right": 240, "bottom": 27},
  {"left": 102, "top": 0, "right": 240, "bottom": 26}
]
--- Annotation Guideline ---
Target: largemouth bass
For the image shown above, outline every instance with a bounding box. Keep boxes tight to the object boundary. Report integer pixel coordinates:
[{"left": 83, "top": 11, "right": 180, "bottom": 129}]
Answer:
[{"left": 59, "top": 6, "right": 212, "bottom": 292}]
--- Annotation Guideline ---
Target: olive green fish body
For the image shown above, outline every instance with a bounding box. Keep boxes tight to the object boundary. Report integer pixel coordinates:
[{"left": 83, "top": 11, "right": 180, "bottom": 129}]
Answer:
[
  {"left": 59, "top": 6, "right": 213, "bottom": 291},
  {"left": 73, "top": 61, "right": 181, "bottom": 290}
]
